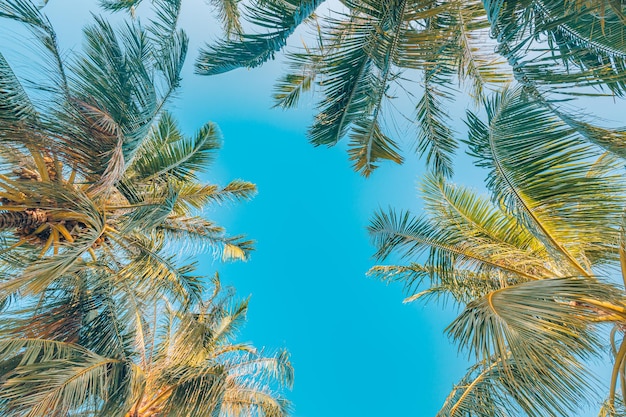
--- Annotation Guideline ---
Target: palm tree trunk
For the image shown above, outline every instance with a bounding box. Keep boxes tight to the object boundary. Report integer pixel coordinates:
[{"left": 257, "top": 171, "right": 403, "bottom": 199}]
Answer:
[{"left": 0, "top": 209, "right": 47, "bottom": 230}]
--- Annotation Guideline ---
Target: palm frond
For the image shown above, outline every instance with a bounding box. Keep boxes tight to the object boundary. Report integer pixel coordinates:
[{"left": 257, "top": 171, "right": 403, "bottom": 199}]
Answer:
[
  {"left": 437, "top": 352, "right": 594, "bottom": 417},
  {"left": 0, "top": 52, "right": 38, "bottom": 125},
  {"left": 98, "top": 0, "right": 143, "bottom": 12},
  {"left": 369, "top": 208, "right": 545, "bottom": 282},
  {"left": 106, "top": 233, "right": 204, "bottom": 306},
  {"left": 221, "top": 386, "right": 291, "bottom": 417},
  {"left": 447, "top": 277, "right": 617, "bottom": 381},
  {"left": 0, "top": 349, "right": 140, "bottom": 416},
  {"left": 465, "top": 86, "right": 626, "bottom": 274},
  {"left": 309, "top": 2, "right": 418, "bottom": 174},
  {"left": 448, "top": 0, "right": 511, "bottom": 99},
  {"left": 368, "top": 263, "right": 504, "bottom": 305},
  {"left": 195, "top": 0, "right": 324, "bottom": 75},
  {"left": 415, "top": 66, "right": 456, "bottom": 177},
  {"left": 130, "top": 115, "right": 221, "bottom": 182},
  {"left": 273, "top": 47, "right": 324, "bottom": 109},
  {"left": 209, "top": 0, "right": 244, "bottom": 38},
  {"left": 0, "top": 0, "right": 68, "bottom": 93},
  {"left": 485, "top": 0, "right": 626, "bottom": 95}
]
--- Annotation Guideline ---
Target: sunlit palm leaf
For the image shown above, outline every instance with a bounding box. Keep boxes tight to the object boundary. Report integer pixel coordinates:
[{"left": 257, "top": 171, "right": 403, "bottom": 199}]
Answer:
[
  {"left": 0, "top": 340, "right": 142, "bottom": 417},
  {"left": 130, "top": 113, "right": 221, "bottom": 182},
  {"left": 437, "top": 352, "right": 593, "bottom": 417},
  {"left": 209, "top": 0, "right": 244, "bottom": 38},
  {"left": 466, "top": 85, "right": 626, "bottom": 274}
]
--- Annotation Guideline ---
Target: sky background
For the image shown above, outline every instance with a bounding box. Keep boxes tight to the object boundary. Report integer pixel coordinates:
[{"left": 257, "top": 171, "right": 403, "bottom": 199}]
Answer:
[{"left": 2, "top": 1, "right": 625, "bottom": 416}]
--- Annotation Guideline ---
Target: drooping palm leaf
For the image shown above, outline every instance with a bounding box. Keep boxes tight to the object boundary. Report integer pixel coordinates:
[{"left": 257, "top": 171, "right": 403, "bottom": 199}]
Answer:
[
  {"left": 195, "top": 0, "right": 324, "bottom": 75},
  {"left": 484, "top": 0, "right": 626, "bottom": 95},
  {"left": 466, "top": 85, "right": 625, "bottom": 275}
]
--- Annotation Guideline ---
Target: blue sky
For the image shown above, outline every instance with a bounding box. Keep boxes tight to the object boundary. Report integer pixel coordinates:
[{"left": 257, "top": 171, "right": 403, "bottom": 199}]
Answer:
[{"left": 3, "top": 1, "right": 625, "bottom": 416}]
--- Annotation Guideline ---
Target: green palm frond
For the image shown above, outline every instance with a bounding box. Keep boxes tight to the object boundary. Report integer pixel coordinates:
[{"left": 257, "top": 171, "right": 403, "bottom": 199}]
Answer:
[
  {"left": 221, "top": 386, "right": 291, "bottom": 417},
  {"left": 225, "top": 349, "right": 294, "bottom": 388},
  {"left": 415, "top": 66, "right": 457, "bottom": 177},
  {"left": 168, "top": 180, "right": 256, "bottom": 216},
  {"left": 0, "top": 339, "right": 142, "bottom": 417},
  {"left": 447, "top": 0, "right": 511, "bottom": 99},
  {"left": 421, "top": 174, "right": 547, "bottom": 256},
  {"left": 309, "top": 1, "right": 418, "bottom": 174},
  {"left": 369, "top": 263, "right": 505, "bottom": 305},
  {"left": 369, "top": 208, "right": 546, "bottom": 282},
  {"left": 437, "top": 352, "right": 594, "bottom": 417},
  {"left": 0, "top": 0, "right": 68, "bottom": 93},
  {"left": 99, "top": 0, "right": 143, "bottom": 12},
  {"left": 0, "top": 53, "right": 37, "bottom": 125},
  {"left": 526, "top": 88, "right": 626, "bottom": 161},
  {"left": 195, "top": 0, "right": 324, "bottom": 75},
  {"left": 448, "top": 278, "right": 615, "bottom": 369},
  {"left": 158, "top": 366, "right": 227, "bottom": 416},
  {"left": 209, "top": 0, "right": 244, "bottom": 38},
  {"left": 106, "top": 233, "right": 204, "bottom": 305},
  {"left": 466, "top": 85, "right": 625, "bottom": 274},
  {"left": 485, "top": 0, "right": 626, "bottom": 95},
  {"left": 65, "top": 17, "right": 157, "bottom": 182},
  {"left": 130, "top": 114, "right": 221, "bottom": 182},
  {"left": 148, "top": 0, "right": 183, "bottom": 38},
  {"left": 273, "top": 47, "right": 324, "bottom": 109},
  {"left": 155, "top": 216, "right": 254, "bottom": 259},
  {"left": 4, "top": 357, "right": 139, "bottom": 416}
]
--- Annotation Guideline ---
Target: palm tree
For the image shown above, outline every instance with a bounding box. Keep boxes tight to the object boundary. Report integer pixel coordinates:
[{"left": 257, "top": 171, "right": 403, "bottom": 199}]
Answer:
[
  {"left": 0, "top": 274, "right": 293, "bottom": 417},
  {"left": 369, "top": 86, "right": 626, "bottom": 416},
  {"left": 193, "top": 0, "right": 626, "bottom": 176},
  {"left": 0, "top": 0, "right": 254, "bottom": 308}
]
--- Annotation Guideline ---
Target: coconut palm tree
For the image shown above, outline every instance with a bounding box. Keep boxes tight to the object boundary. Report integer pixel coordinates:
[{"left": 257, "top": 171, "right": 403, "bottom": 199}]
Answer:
[
  {"left": 0, "top": 0, "right": 255, "bottom": 308},
  {"left": 0, "top": 274, "right": 293, "bottom": 417},
  {"left": 369, "top": 86, "right": 626, "bottom": 416},
  {"left": 192, "top": 0, "right": 626, "bottom": 176}
]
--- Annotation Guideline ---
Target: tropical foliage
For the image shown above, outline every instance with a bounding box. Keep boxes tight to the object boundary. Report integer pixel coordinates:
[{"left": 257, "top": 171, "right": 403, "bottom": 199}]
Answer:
[
  {"left": 196, "top": 0, "right": 626, "bottom": 176},
  {"left": 369, "top": 86, "right": 626, "bottom": 416},
  {"left": 3, "top": 0, "right": 626, "bottom": 416},
  {"left": 0, "top": 0, "right": 254, "bottom": 308},
  {"left": 0, "top": 0, "right": 293, "bottom": 415},
  {"left": 0, "top": 274, "right": 293, "bottom": 416}
]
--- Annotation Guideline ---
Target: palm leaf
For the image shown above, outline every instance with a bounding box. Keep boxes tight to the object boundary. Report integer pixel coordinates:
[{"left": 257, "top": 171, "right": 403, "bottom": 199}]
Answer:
[
  {"left": 195, "top": 0, "right": 324, "bottom": 75},
  {"left": 437, "top": 352, "right": 594, "bottom": 417},
  {"left": 209, "top": 0, "right": 244, "bottom": 38},
  {"left": 0, "top": 0, "right": 69, "bottom": 93},
  {"left": 369, "top": 208, "right": 546, "bottom": 282},
  {"left": 465, "top": 86, "right": 626, "bottom": 275},
  {"left": 447, "top": 277, "right": 617, "bottom": 383},
  {"left": 485, "top": 0, "right": 626, "bottom": 95},
  {"left": 130, "top": 114, "right": 221, "bottom": 182},
  {"left": 0, "top": 351, "right": 140, "bottom": 416},
  {"left": 415, "top": 66, "right": 456, "bottom": 177}
]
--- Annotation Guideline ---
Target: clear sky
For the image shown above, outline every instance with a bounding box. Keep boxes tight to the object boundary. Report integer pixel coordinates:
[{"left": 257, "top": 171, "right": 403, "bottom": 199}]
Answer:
[{"left": 2, "top": 1, "right": 624, "bottom": 416}]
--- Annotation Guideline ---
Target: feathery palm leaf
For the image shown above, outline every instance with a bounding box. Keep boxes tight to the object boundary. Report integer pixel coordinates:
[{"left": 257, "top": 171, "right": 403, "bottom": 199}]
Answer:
[
  {"left": 195, "top": 0, "right": 324, "bottom": 75},
  {"left": 370, "top": 85, "right": 626, "bottom": 415},
  {"left": 484, "top": 0, "right": 626, "bottom": 95},
  {"left": 0, "top": 275, "right": 292, "bottom": 417}
]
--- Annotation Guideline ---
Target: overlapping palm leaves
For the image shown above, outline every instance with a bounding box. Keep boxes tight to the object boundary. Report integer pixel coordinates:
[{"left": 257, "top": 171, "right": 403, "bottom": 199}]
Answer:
[
  {"left": 0, "top": 1, "right": 294, "bottom": 414},
  {"left": 0, "top": 0, "right": 255, "bottom": 307},
  {"left": 369, "top": 86, "right": 626, "bottom": 416},
  {"left": 195, "top": 0, "right": 626, "bottom": 177},
  {"left": 0, "top": 275, "right": 293, "bottom": 417}
]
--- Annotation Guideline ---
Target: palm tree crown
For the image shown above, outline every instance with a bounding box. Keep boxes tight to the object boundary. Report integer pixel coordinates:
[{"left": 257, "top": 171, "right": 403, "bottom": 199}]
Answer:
[
  {"left": 369, "top": 86, "right": 626, "bottom": 416},
  {"left": 0, "top": 0, "right": 255, "bottom": 309}
]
